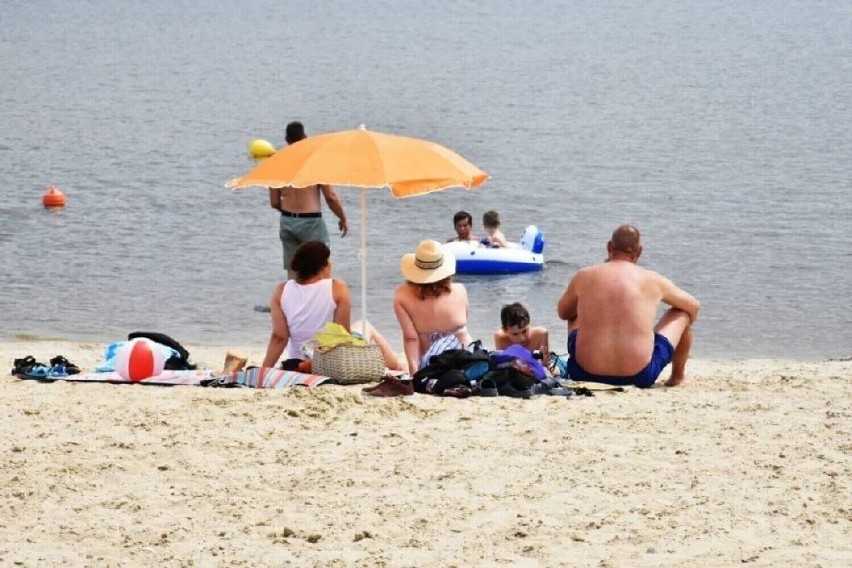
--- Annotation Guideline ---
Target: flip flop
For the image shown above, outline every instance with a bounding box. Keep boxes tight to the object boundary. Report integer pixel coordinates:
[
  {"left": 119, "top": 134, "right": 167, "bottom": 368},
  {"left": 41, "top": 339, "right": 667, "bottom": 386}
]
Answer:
[
  {"left": 473, "top": 377, "right": 498, "bottom": 397},
  {"left": 534, "top": 377, "right": 573, "bottom": 397},
  {"left": 497, "top": 381, "right": 535, "bottom": 399}
]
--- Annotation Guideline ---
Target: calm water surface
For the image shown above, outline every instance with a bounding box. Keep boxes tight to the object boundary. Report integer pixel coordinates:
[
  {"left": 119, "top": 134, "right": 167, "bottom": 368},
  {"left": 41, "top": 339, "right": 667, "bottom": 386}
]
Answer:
[{"left": 2, "top": 0, "right": 850, "bottom": 359}]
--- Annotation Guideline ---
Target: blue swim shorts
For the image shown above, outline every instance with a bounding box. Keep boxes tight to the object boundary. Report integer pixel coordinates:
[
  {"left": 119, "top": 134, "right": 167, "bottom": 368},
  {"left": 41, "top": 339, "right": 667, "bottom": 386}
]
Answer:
[{"left": 566, "top": 329, "right": 674, "bottom": 389}]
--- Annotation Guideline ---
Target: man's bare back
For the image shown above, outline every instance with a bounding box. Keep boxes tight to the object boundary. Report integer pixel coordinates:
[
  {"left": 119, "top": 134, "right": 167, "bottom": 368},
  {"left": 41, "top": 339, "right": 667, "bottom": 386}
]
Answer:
[
  {"left": 557, "top": 225, "right": 699, "bottom": 386},
  {"left": 270, "top": 184, "right": 347, "bottom": 228},
  {"left": 267, "top": 122, "right": 350, "bottom": 275},
  {"left": 274, "top": 185, "right": 323, "bottom": 214}
]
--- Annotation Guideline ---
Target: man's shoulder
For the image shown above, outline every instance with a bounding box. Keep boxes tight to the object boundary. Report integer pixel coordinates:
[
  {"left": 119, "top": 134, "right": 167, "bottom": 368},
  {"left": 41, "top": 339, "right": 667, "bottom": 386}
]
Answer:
[
  {"left": 633, "top": 264, "right": 667, "bottom": 283},
  {"left": 573, "top": 263, "right": 602, "bottom": 279}
]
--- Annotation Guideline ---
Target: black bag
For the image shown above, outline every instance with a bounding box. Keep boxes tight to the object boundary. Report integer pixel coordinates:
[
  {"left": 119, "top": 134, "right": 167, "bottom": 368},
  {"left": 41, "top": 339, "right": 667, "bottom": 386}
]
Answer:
[
  {"left": 127, "top": 331, "right": 197, "bottom": 370},
  {"left": 428, "top": 348, "right": 490, "bottom": 374},
  {"left": 412, "top": 369, "right": 472, "bottom": 395},
  {"left": 486, "top": 355, "right": 538, "bottom": 397},
  {"left": 412, "top": 347, "right": 492, "bottom": 394},
  {"left": 488, "top": 366, "right": 537, "bottom": 392}
]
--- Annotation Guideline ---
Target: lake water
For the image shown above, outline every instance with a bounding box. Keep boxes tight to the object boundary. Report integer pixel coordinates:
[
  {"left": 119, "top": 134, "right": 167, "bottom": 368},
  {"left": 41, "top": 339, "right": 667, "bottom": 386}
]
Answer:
[{"left": 2, "top": 0, "right": 850, "bottom": 360}]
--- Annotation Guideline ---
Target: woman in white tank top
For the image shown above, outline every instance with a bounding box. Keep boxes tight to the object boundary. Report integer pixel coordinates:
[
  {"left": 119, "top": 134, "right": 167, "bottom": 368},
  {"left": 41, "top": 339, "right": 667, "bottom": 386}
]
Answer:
[
  {"left": 261, "top": 241, "right": 407, "bottom": 372},
  {"left": 261, "top": 242, "right": 351, "bottom": 369}
]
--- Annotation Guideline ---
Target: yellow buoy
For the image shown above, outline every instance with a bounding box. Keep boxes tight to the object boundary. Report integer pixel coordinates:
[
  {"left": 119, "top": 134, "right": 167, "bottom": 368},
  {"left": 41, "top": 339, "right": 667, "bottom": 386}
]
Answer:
[{"left": 249, "top": 139, "right": 276, "bottom": 158}]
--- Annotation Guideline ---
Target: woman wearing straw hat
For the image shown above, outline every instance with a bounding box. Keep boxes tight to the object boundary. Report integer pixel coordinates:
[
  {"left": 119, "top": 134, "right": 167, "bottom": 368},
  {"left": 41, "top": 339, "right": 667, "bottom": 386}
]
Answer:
[{"left": 393, "top": 239, "right": 473, "bottom": 372}]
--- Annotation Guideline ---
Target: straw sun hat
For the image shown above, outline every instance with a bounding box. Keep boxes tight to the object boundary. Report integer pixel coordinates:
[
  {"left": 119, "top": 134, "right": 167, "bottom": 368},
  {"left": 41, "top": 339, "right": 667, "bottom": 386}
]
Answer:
[{"left": 401, "top": 239, "right": 456, "bottom": 284}]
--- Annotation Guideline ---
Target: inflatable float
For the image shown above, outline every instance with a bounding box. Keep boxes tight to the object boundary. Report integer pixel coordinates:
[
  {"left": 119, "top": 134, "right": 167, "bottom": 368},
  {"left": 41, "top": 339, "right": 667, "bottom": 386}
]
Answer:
[{"left": 443, "top": 225, "right": 545, "bottom": 274}]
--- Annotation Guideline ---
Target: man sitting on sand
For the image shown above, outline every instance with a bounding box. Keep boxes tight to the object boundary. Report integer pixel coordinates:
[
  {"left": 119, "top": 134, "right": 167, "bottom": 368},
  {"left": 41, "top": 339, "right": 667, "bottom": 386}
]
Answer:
[{"left": 556, "top": 224, "right": 700, "bottom": 388}]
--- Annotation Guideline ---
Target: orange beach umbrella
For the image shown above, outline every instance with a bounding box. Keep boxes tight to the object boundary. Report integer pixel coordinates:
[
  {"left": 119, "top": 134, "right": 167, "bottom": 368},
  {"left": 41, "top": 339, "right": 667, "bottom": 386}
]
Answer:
[{"left": 227, "top": 125, "right": 488, "bottom": 331}]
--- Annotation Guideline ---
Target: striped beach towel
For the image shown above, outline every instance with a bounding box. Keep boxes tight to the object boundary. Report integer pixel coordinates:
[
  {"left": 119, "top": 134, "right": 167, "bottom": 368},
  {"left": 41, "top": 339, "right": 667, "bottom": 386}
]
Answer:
[
  {"left": 228, "top": 367, "right": 330, "bottom": 389},
  {"left": 15, "top": 367, "right": 330, "bottom": 388}
]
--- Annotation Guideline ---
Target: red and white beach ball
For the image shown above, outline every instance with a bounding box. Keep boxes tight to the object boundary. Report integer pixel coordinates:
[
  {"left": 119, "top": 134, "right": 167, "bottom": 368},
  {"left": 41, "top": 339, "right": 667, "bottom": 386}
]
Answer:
[{"left": 116, "top": 338, "right": 166, "bottom": 382}]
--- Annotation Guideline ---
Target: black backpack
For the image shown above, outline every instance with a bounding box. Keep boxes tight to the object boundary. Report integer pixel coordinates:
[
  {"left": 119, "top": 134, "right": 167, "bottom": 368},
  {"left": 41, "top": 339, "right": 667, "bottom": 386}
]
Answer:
[{"left": 412, "top": 347, "right": 492, "bottom": 394}]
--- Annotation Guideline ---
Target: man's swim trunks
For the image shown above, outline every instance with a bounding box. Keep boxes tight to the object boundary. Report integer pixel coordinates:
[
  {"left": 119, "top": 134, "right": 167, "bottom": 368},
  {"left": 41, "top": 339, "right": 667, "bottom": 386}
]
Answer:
[
  {"left": 279, "top": 214, "right": 330, "bottom": 270},
  {"left": 566, "top": 329, "right": 674, "bottom": 388}
]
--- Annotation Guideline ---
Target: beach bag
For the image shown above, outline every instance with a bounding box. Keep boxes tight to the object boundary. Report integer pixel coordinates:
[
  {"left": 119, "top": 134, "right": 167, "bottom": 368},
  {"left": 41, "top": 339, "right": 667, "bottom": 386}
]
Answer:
[
  {"left": 488, "top": 365, "right": 538, "bottom": 395},
  {"left": 548, "top": 352, "right": 569, "bottom": 378},
  {"left": 412, "top": 344, "right": 492, "bottom": 394},
  {"left": 423, "top": 347, "right": 492, "bottom": 380},
  {"left": 413, "top": 368, "right": 471, "bottom": 395},
  {"left": 485, "top": 345, "right": 543, "bottom": 397},
  {"left": 312, "top": 343, "right": 385, "bottom": 384}
]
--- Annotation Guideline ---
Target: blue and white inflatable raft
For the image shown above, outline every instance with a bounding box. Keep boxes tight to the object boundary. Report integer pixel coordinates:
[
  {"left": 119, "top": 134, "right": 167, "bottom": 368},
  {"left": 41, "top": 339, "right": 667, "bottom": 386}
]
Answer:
[{"left": 443, "top": 225, "right": 545, "bottom": 274}]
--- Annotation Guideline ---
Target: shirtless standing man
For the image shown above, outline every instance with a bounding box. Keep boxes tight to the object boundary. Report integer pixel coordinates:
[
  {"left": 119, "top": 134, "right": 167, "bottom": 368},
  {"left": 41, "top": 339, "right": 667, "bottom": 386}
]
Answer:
[
  {"left": 269, "top": 121, "right": 349, "bottom": 278},
  {"left": 556, "top": 225, "right": 700, "bottom": 387}
]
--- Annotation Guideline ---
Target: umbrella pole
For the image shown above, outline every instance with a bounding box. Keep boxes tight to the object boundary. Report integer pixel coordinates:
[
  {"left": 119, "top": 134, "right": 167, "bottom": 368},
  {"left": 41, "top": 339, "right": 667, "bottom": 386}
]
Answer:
[{"left": 359, "top": 187, "right": 368, "bottom": 339}]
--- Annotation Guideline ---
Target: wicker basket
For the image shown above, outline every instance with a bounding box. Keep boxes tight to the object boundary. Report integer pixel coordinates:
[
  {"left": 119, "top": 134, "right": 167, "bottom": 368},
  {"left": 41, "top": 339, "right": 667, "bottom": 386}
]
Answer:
[{"left": 312, "top": 343, "right": 385, "bottom": 384}]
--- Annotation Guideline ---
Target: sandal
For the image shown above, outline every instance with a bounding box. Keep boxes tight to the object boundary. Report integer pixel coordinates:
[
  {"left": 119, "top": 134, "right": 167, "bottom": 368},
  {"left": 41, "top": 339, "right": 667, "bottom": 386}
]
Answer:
[
  {"left": 50, "top": 356, "right": 80, "bottom": 375},
  {"left": 12, "top": 356, "right": 51, "bottom": 378},
  {"left": 12, "top": 356, "right": 37, "bottom": 375}
]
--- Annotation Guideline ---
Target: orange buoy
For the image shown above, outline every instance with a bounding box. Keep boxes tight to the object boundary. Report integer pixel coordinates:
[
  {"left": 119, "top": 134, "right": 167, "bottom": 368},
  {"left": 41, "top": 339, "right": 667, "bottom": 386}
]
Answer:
[{"left": 42, "top": 185, "right": 67, "bottom": 208}]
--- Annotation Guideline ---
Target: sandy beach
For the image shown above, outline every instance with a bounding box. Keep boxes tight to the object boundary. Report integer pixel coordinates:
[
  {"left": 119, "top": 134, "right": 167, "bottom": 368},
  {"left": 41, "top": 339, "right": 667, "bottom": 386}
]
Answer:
[{"left": 1, "top": 340, "right": 849, "bottom": 566}]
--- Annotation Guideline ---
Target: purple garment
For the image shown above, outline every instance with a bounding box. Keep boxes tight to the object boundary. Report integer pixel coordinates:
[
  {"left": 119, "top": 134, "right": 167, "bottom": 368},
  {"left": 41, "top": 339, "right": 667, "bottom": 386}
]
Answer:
[{"left": 491, "top": 343, "right": 547, "bottom": 379}]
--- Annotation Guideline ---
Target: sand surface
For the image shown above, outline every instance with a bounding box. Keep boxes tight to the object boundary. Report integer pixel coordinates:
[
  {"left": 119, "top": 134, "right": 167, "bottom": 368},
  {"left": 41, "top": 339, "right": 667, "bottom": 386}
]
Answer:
[{"left": 1, "top": 340, "right": 849, "bottom": 567}]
